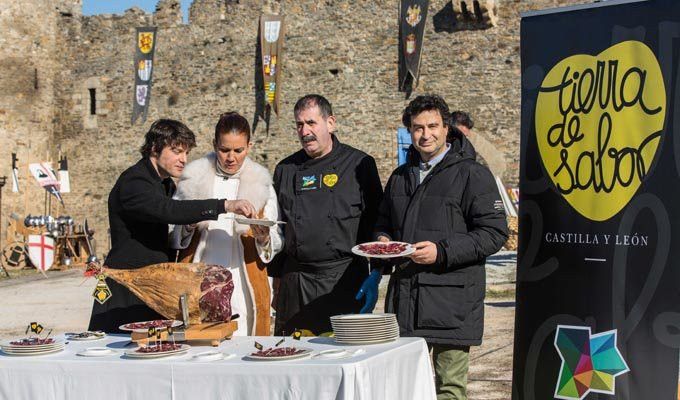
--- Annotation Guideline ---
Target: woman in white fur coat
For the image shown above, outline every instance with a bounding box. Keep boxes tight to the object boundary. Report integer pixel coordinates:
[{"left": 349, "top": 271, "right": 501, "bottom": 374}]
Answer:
[{"left": 171, "top": 112, "right": 282, "bottom": 336}]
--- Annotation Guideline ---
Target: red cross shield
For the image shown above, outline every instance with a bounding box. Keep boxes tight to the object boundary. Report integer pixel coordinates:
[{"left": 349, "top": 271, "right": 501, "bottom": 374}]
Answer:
[{"left": 27, "top": 234, "right": 55, "bottom": 272}]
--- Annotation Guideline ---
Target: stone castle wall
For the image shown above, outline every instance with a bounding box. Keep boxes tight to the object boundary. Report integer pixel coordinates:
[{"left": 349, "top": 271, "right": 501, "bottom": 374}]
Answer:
[
  {"left": 0, "top": 0, "right": 81, "bottom": 243},
  {"left": 1, "top": 0, "right": 583, "bottom": 256}
]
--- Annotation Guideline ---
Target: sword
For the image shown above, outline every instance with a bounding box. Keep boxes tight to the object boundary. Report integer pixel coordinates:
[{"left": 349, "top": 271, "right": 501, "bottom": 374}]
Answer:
[{"left": 83, "top": 219, "right": 97, "bottom": 263}]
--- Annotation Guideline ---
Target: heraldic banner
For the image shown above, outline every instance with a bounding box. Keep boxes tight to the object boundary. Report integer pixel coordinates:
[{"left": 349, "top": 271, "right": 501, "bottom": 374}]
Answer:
[
  {"left": 513, "top": 0, "right": 680, "bottom": 398},
  {"left": 399, "top": 0, "right": 428, "bottom": 91},
  {"left": 260, "top": 14, "right": 285, "bottom": 116},
  {"left": 132, "top": 26, "right": 157, "bottom": 124}
]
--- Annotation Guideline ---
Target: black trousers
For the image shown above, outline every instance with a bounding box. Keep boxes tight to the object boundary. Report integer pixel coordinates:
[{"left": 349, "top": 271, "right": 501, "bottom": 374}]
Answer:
[{"left": 274, "top": 257, "right": 367, "bottom": 336}]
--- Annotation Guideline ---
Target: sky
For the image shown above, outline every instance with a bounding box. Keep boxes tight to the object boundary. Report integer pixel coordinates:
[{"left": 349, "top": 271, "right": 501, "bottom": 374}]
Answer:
[{"left": 82, "top": 1, "right": 191, "bottom": 22}]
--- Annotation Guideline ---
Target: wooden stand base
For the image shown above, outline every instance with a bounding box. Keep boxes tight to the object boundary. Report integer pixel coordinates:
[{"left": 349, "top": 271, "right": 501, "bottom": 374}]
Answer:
[{"left": 131, "top": 321, "right": 238, "bottom": 347}]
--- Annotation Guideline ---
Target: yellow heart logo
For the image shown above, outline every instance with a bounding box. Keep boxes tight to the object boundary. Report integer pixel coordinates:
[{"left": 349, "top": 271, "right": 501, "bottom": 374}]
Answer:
[
  {"left": 323, "top": 174, "right": 338, "bottom": 188},
  {"left": 535, "top": 41, "right": 666, "bottom": 221}
]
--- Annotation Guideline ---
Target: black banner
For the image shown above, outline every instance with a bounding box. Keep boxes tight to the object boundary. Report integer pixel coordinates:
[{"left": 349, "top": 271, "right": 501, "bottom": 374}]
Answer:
[
  {"left": 514, "top": 1, "right": 680, "bottom": 399},
  {"left": 131, "top": 27, "right": 157, "bottom": 124},
  {"left": 399, "top": 0, "right": 428, "bottom": 91},
  {"left": 260, "top": 15, "right": 285, "bottom": 116}
]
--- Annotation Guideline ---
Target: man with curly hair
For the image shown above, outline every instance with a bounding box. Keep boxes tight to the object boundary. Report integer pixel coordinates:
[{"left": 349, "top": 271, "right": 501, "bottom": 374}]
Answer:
[{"left": 88, "top": 119, "right": 254, "bottom": 332}]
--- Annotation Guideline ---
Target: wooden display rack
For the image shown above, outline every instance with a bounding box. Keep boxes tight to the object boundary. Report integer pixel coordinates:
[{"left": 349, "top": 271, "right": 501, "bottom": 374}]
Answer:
[{"left": 131, "top": 321, "right": 238, "bottom": 347}]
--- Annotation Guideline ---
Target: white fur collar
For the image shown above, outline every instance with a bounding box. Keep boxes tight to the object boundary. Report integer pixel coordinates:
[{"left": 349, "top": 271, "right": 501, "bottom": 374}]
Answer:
[{"left": 175, "top": 153, "right": 272, "bottom": 213}]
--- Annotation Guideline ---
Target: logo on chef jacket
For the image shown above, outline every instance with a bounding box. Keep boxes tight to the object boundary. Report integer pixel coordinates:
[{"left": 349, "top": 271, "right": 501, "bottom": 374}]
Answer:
[
  {"left": 322, "top": 173, "right": 338, "bottom": 188},
  {"left": 301, "top": 175, "right": 318, "bottom": 190}
]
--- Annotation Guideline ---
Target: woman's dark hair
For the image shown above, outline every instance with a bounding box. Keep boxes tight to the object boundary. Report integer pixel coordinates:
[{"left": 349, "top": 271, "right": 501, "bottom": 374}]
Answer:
[
  {"left": 402, "top": 94, "right": 452, "bottom": 129},
  {"left": 140, "top": 119, "right": 196, "bottom": 158},
  {"left": 214, "top": 112, "right": 251, "bottom": 143}
]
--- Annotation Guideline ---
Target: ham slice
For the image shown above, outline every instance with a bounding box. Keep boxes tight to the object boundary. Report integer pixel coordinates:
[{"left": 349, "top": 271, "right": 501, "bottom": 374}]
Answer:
[{"left": 103, "top": 263, "right": 234, "bottom": 324}]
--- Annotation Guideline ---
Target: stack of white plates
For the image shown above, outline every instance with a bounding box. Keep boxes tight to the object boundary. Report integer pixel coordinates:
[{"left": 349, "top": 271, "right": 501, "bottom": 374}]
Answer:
[
  {"left": 331, "top": 313, "right": 399, "bottom": 344},
  {"left": 0, "top": 338, "right": 65, "bottom": 356}
]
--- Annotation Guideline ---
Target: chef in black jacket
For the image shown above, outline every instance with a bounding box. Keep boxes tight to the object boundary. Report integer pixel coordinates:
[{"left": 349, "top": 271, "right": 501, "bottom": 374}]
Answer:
[
  {"left": 270, "top": 95, "right": 383, "bottom": 335},
  {"left": 88, "top": 119, "right": 256, "bottom": 333}
]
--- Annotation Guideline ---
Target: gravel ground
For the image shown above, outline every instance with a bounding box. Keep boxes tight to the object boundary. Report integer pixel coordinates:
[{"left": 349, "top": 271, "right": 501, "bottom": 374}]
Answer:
[{"left": 0, "top": 251, "right": 517, "bottom": 399}]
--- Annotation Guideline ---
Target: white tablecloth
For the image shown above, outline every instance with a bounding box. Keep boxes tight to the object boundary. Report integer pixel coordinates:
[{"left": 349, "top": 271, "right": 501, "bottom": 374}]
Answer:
[{"left": 0, "top": 335, "right": 436, "bottom": 400}]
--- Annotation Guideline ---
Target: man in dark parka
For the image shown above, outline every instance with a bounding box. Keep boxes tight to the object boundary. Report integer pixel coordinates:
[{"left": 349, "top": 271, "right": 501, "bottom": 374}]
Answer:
[
  {"left": 88, "top": 119, "right": 256, "bottom": 333},
  {"left": 374, "top": 95, "right": 508, "bottom": 399}
]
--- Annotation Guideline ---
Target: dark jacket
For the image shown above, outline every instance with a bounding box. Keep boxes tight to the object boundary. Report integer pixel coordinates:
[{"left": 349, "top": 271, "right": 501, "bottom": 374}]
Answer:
[
  {"left": 270, "top": 135, "right": 383, "bottom": 334},
  {"left": 89, "top": 158, "right": 226, "bottom": 332},
  {"left": 375, "top": 135, "right": 508, "bottom": 345}
]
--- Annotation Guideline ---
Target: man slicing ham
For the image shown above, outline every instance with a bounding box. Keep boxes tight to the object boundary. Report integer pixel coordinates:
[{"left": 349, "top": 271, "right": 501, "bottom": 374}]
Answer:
[{"left": 88, "top": 119, "right": 256, "bottom": 333}]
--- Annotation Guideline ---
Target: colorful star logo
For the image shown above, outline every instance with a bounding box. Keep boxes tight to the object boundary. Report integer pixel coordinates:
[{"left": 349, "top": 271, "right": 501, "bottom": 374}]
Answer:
[{"left": 554, "top": 325, "right": 629, "bottom": 399}]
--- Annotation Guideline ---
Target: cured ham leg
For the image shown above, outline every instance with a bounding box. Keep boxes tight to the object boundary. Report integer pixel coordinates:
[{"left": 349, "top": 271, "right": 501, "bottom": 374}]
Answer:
[{"left": 103, "top": 263, "right": 234, "bottom": 324}]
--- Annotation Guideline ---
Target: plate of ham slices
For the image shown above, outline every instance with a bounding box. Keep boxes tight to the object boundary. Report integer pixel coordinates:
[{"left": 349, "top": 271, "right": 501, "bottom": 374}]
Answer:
[
  {"left": 244, "top": 347, "right": 313, "bottom": 361},
  {"left": 351, "top": 241, "right": 415, "bottom": 259}
]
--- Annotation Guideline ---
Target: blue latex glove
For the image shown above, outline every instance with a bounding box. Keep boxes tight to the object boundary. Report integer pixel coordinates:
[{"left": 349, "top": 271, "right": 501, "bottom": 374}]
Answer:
[{"left": 355, "top": 269, "right": 382, "bottom": 313}]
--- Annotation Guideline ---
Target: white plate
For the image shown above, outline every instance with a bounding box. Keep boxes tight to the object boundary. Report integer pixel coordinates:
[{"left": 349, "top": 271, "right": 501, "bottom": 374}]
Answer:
[
  {"left": 332, "top": 324, "right": 398, "bottom": 330},
  {"left": 334, "top": 330, "right": 400, "bottom": 337},
  {"left": 331, "top": 313, "right": 397, "bottom": 321},
  {"left": 332, "top": 321, "right": 398, "bottom": 327},
  {"left": 332, "top": 321, "right": 398, "bottom": 326},
  {"left": 332, "top": 319, "right": 397, "bottom": 325},
  {"left": 334, "top": 333, "right": 399, "bottom": 339},
  {"left": 1, "top": 347, "right": 65, "bottom": 356},
  {"left": 315, "top": 349, "right": 347, "bottom": 358},
  {"left": 233, "top": 217, "right": 286, "bottom": 227},
  {"left": 312, "top": 348, "right": 366, "bottom": 360},
  {"left": 1, "top": 344, "right": 65, "bottom": 353},
  {"left": 67, "top": 332, "right": 106, "bottom": 341},
  {"left": 333, "top": 324, "right": 397, "bottom": 329},
  {"left": 351, "top": 242, "right": 415, "bottom": 259},
  {"left": 331, "top": 318, "right": 397, "bottom": 324},
  {"left": 119, "top": 320, "right": 182, "bottom": 333},
  {"left": 333, "top": 326, "right": 399, "bottom": 333},
  {"left": 0, "top": 345, "right": 64, "bottom": 352},
  {"left": 124, "top": 344, "right": 190, "bottom": 359},
  {"left": 334, "top": 337, "right": 399, "bottom": 345},
  {"left": 331, "top": 319, "right": 397, "bottom": 324},
  {"left": 335, "top": 335, "right": 400, "bottom": 342},
  {"left": 333, "top": 323, "right": 398, "bottom": 329},
  {"left": 190, "top": 350, "right": 234, "bottom": 362},
  {"left": 1, "top": 348, "right": 65, "bottom": 355},
  {"left": 1, "top": 338, "right": 64, "bottom": 349},
  {"left": 332, "top": 325, "right": 398, "bottom": 330},
  {"left": 77, "top": 347, "right": 117, "bottom": 357},
  {"left": 244, "top": 347, "right": 313, "bottom": 361},
  {"left": 191, "top": 350, "right": 223, "bottom": 362}
]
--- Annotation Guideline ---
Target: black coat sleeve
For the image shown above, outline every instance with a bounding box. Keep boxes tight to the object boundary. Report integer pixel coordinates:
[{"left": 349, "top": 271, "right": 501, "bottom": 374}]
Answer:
[
  {"left": 119, "top": 174, "right": 226, "bottom": 225},
  {"left": 438, "top": 163, "right": 509, "bottom": 270},
  {"left": 373, "top": 174, "right": 394, "bottom": 241},
  {"left": 356, "top": 155, "right": 384, "bottom": 244},
  {"left": 267, "top": 164, "right": 286, "bottom": 278}
]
